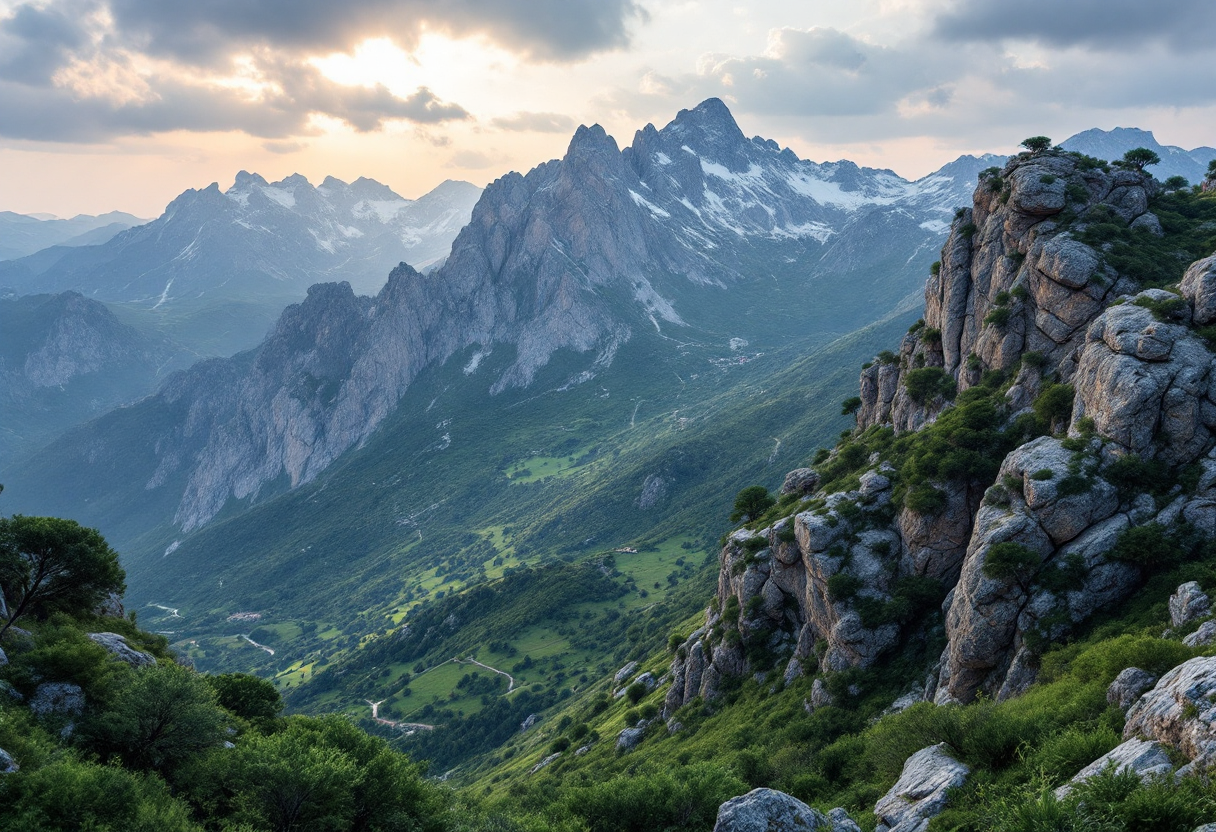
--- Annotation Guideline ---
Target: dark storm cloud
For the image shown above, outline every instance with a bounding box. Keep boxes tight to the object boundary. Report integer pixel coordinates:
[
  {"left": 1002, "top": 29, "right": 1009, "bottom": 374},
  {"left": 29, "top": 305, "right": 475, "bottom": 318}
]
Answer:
[
  {"left": 934, "top": 0, "right": 1216, "bottom": 50},
  {"left": 107, "top": 0, "right": 645, "bottom": 65},
  {"left": 490, "top": 111, "right": 576, "bottom": 133}
]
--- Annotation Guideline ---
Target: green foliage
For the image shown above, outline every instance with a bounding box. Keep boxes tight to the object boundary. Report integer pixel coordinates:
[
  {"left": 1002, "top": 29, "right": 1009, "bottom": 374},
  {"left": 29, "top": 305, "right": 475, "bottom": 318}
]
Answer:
[
  {"left": 559, "top": 762, "right": 746, "bottom": 832},
  {"left": 904, "top": 367, "right": 957, "bottom": 404},
  {"left": 826, "top": 573, "right": 863, "bottom": 602},
  {"left": 1121, "top": 147, "right": 1161, "bottom": 171},
  {"left": 0, "top": 757, "right": 202, "bottom": 832},
  {"left": 984, "top": 305, "right": 1012, "bottom": 328},
  {"left": 1108, "top": 523, "right": 1199, "bottom": 567},
  {"left": 0, "top": 515, "right": 125, "bottom": 636},
  {"left": 983, "top": 541, "right": 1041, "bottom": 582},
  {"left": 205, "top": 672, "right": 283, "bottom": 726},
  {"left": 1073, "top": 192, "right": 1216, "bottom": 289},
  {"left": 1102, "top": 454, "right": 1174, "bottom": 501},
  {"left": 904, "top": 484, "right": 947, "bottom": 515},
  {"left": 960, "top": 223, "right": 978, "bottom": 239},
  {"left": 1031, "top": 382, "right": 1074, "bottom": 431},
  {"left": 83, "top": 663, "right": 227, "bottom": 774},
  {"left": 1029, "top": 469, "right": 1054, "bottom": 481},
  {"left": 1164, "top": 175, "right": 1190, "bottom": 192},
  {"left": 625, "top": 683, "right": 648, "bottom": 705},
  {"left": 1133, "top": 293, "right": 1189, "bottom": 322},
  {"left": 840, "top": 396, "right": 862, "bottom": 416},
  {"left": 731, "top": 486, "right": 776, "bottom": 524},
  {"left": 930, "top": 261, "right": 942, "bottom": 276},
  {"left": 1020, "top": 136, "right": 1052, "bottom": 153}
]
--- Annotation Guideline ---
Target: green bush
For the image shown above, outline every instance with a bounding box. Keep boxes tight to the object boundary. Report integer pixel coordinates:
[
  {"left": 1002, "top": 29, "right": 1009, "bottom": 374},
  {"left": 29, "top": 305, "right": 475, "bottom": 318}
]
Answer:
[
  {"left": 984, "top": 305, "right": 1013, "bottom": 328},
  {"left": 1032, "top": 383, "right": 1074, "bottom": 430},
  {"left": 826, "top": 573, "right": 863, "bottom": 603},
  {"left": 904, "top": 368, "right": 956, "bottom": 404},
  {"left": 904, "top": 484, "right": 948, "bottom": 515},
  {"left": 983, "top": 541, "right": 1041, "bottom": 582}
]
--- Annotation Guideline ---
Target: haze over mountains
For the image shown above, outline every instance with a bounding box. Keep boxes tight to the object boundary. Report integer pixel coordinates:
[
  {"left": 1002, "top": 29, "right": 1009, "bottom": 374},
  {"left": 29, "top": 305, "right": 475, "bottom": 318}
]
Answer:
[
  {"left": 0, "top": 210, "right": 146, "bottom": 261},
  {"left": 0, "top": 175, "right": 483, "bottom": 357}
]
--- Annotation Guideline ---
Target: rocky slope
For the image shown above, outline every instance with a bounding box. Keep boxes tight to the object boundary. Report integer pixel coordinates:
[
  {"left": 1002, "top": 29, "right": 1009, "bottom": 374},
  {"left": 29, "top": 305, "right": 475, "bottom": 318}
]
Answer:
[
  {"left": 666, "top": 145, "right": 1216, "bottom": 713},
  {"left": 3, "top": 99, "right": 999, "bottom": 545},
  {"left": 0, "top": 291, "right": 188, "bottom": 459}
]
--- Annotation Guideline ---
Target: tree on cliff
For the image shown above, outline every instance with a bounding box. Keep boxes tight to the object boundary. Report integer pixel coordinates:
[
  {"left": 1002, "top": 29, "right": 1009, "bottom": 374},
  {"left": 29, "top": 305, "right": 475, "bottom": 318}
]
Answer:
[
  {"left": 1020, "top": 136, "right": 1052, "bottom": 153},
  {"left": 731, "top": 486, "right": 775, "bottom": 523},
  {"left": 0, "top": 515, "right": 125, "bottom": 637},
  {"left": 1120, "top": 147, "right": 1161, "bottom": 171}
]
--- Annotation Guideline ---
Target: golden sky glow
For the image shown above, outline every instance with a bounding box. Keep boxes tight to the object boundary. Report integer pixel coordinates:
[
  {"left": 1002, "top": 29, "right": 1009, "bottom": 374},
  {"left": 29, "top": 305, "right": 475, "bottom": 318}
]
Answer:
[{"left": 1, "top": 0, "right": 1214, "bottom": 218}]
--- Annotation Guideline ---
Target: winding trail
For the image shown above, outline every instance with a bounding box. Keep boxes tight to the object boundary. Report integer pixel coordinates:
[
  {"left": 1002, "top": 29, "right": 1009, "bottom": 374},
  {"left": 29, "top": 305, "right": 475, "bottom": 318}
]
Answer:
[
  {"left": 146, "top": 603, "right": 182, "bottom": 619},
  {"left": 455, "top": 657, "right": 517, "bottom": 692},
  {"left": 365, "top": 700, "right": 435, "bottom": 732},
  {"left": 240, "top": 634, "right": 275, "bottom": 656}
]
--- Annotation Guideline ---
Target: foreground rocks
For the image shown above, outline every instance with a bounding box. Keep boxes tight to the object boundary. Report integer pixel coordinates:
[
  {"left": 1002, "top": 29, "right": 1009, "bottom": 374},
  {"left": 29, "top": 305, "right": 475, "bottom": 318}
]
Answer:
[
  {"left": 1107, "top": 667, "right": 1157, "bottom": 712},
  {"left": 88, "top": 632, "right": 157, "bottom": 667},
  {"left": 874, "top": 744, "right": 969, "bottom": 832},
  {"left": 713, "top": 788, "right": 830, "bottom": 832},
  {"left": 1124, "top": 657, "right": 1216, "bottom": 763},
  {"left": 1055, "top": 738, "right": 1173, "bottom": 798}
]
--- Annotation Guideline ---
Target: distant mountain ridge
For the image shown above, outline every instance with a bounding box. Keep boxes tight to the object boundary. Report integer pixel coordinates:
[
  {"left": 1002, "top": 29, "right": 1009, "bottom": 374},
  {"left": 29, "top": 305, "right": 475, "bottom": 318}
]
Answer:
[
  {"left": 1062, "top": 126, "right": 1216, "bottom": 184},
  {"left": 0, "top": 210, "right": 146, "bottom": 261},
  {"left": 3, "top": 98, "right": 999, "bottom": 544}
]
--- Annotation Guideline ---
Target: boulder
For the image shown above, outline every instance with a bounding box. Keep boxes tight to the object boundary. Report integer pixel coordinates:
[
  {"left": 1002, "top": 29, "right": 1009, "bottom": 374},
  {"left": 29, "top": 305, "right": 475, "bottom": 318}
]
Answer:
[
  {"left": 0, "top": 749, "right": 17, "bottom": 774},
  {"left": 613, "top": 661, "right": 639, "bottom": 684},
  {"left": 529, "top": 752, "right": 560, "bottom": 774},
  {"left": 1181, "top": 255, "right": 1216, "bottom": 326},
  {"left": 616, "top": 726, "right": 646, "bottom": 752},
  {"left": 1107, "top": 667, "right": 1157, "bottom": 712},
  {"left": 520, "top": 714, "right": 539, "bottom": 732},
  {"left": 1124, "top": 657, "right": 1216, "bottom": 762},
  {"left": 1130, "top": 212, "right": 1164, "bottom": 236},
  {"left": 874, "top": 744, "right": 969, "bottom": 832},
  {"left": 781, "top": 468, "right": 820, "bottom": 496},
  {"left": 89, "top": 632, "right": 157, "bottom": 668},
  {"left": 712, "top": 788, "right": 829, "bottom": 832},
  {"left": 1054, "top": 738, "right": 1173, "bottom": 798},
  {"left": 828, "top": 808, "right": 862, "bottom": 832},
  {"left": 30, "top": 682, "right": 85, "bottom": 719},
  {"left": 0, "top": 647, "right": 6, "bottom": 668},
  {"left": 1186, "top": 621, "right": 1216, "bottom": 648},
  {"left": 1171, "top": 582, "right": 1212, "bottom": 627}
]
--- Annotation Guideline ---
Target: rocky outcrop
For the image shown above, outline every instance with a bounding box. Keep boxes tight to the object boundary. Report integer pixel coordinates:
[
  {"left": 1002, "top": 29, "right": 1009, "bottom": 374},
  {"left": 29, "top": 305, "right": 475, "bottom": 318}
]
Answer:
[
  {"left": 874, "top": 744, "right": 969, "bottom": 832},
  {"left": 29, "top": 683, "right": 85, "bottom": 720},
  {"left": 1071, "top": 299, "right": 1216, "bottom": 466},
  {"left": 712, "top": 788, "right": 830, "bottom": 832},
  {"left": 1185, "top": 622, "right": 1216, "bottom": 647},
  {"left": 1055, "top": 738, "right": 1174, "bottom": 798},
  {"left": 1124, "top": 657, "right": 1216, "bottom": 764},
  {"left": 0, "top": 749, "right": 17, "bottom": 774},
  {"left": 1181, "top": 255, "right": 1216, "bottom": 326},
  {"left": 1107, "top": 668, "right": 1157, "bottom": 712},
  {"left": 1172, "top": 582, "right": 1212, "bottom": 628},
  {"left": 88, "top": 633, "right": 157, "bottom": 668},
  {"left": 934, "top": 436, "right": 1138, "bottom": 703}
]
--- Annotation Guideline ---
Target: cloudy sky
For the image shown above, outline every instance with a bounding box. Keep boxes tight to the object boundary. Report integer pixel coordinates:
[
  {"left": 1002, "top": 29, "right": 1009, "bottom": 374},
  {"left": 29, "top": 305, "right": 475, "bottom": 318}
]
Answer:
[{"left": 2, "top": 0, "right": 1214, "bottom": 216}]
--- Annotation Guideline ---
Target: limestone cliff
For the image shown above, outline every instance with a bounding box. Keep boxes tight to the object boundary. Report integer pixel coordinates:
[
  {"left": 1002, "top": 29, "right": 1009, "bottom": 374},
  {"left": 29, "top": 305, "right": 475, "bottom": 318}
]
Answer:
[{"left": 667, "top": 147, "right": 1216, "bottom": 713}]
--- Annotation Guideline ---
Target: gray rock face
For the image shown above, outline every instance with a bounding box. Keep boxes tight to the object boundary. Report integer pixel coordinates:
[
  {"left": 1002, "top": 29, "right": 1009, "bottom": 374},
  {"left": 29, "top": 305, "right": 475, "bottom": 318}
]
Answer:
[
  {"left": 1054, "top": 738, "right": 1174, "bottom": 798},
  {"left": 712, "top": 788, "right": 829, "bottom": 832},
  {"left": 1071, "top": 300, "right": 1215, "bottom": 466},
  {"left": 613, "top": 661, "right": 640, "bottom": 684},
  {"left": 0, "top": 748, "right": 17, "bottom": 774},
  {"left": 874, "top": 744, "right": 969, "bottom": 832},
  {"left": 616, "top": 726, "right": 646, "bottom": 752},
  {"left": 529, "top": 752, "right": 561, "bottom": 774},
  {"left": 30, "top": 683, "right": 85, "bottom": 719},
  {"left": 1186, "top": 621, "right": 1216, "bottom": 647},
  {"left": 1107, "top": 668, "right": 1158, "bottom": 712},
  {"left": 1182, "top": 255, "right": 1216, "bottom": 326},
  {"left": 935, "top": 436, "right": 1137, "bottom": 703},
  {"left": 781, "top": 468, "right": 820, "bottom": 496},
  {"left": 827, "top": 808, "right": 862, "bottom": 832},
  {"left": 0, "top": 647, "right": 6, "bottom": 668},
  {"left": 88, "top": 632, "right": 157, "bottom": 668},
  {"left": 1172, "top": 582, "right": 1212, "bottom": 628},
  {"left": 1124, "top": 658, "right": 1216, "bottom": 763}
]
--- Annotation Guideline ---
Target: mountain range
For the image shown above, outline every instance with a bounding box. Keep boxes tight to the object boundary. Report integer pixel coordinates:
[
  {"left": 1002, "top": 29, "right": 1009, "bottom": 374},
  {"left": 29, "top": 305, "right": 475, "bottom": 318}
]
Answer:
[
  {"left": 1062, "top": 126, "right": 1216, "bottom": 184},
  {"left": 0, "top": 175, "right": 483, "bottom": 357},
  {"left": 0, "top": 209, "right": 146, "bottom": 261}
]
